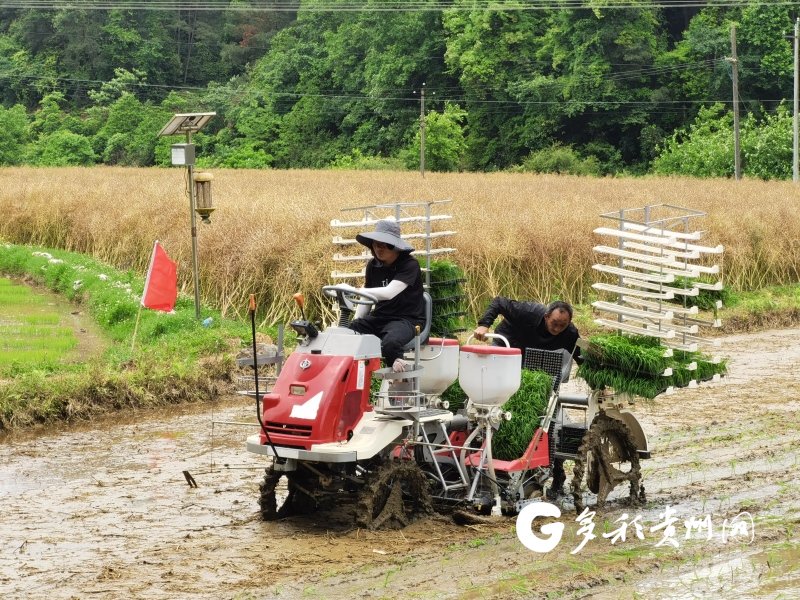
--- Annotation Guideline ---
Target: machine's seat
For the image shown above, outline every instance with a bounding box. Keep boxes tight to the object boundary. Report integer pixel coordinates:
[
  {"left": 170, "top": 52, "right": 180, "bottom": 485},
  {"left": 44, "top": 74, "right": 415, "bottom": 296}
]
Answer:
[{"left": 402, "top": 292, "right": 432, "bottom": 351}]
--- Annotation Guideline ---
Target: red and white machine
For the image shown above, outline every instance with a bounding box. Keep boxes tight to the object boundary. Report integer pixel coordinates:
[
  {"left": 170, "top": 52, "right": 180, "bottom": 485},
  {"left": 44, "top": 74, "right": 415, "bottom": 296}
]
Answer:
[{"left": 246, "top": 285, "right": 648, "bottom": 528}]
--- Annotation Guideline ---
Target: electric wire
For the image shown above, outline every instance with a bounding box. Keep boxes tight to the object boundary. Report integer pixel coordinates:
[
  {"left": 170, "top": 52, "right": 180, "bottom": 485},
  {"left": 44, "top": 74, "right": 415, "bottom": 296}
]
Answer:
[
  {"left": 0, "top": 0, "right": 798, "bottom": 12},
  {"left": 1, "top": 71, "right": 783, "bottom": 108}
]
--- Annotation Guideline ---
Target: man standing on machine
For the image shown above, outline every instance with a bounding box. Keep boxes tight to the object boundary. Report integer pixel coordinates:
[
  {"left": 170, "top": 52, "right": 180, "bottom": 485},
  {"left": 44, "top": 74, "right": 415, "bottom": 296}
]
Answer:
[
  {"left": 347, "top": 220, "right": 425, "bottom": 373},
  {"left": 473, "top": 298, "right": 580, "bottom": 356},
  {"left": 473, "top": 297, "right": 581, "bottom": 499}
]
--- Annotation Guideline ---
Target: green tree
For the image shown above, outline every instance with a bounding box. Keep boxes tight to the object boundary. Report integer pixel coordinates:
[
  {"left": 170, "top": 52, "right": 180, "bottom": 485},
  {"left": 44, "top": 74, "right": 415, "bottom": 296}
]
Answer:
[
  {"left": 33, "top": 130, "right": 96, "bottom": 166},
  {"left": 29, "top": 91, "right": 83, "bottom": 137},
  {"left": 406, "top": 102, "right": 467, "bottom": 172},
  {"left": 536, "top": 2, "right": 667, "bottom": 167},
  {"left": 240, "top": 0, "right": 452, "bottom": 168},
  {"left": 0, "top": 104, "right": 29, "bottom": 164},
  {"left": 653, "top": 100, "right": 795, "bottom": 181},
  {"left": 219, "top": 1, "right": 296, "bottom": 78},
  {"left": 443, "top": 6, "right": 551, "bottom": 169},
  {"left": 516, "top": 144, "right": 601, "bottom": 176},
  {"left": 652, "top": 103, "right": 733, "bottom": 178},
  {"left": 738, "top": 4, "right": 794, "bottom": 105},
  {"left": 741, "top": 105, "right": 793, "bottom": 181},
  {"left": 96, "top": 92, "right": 172, "bottom": 166}
]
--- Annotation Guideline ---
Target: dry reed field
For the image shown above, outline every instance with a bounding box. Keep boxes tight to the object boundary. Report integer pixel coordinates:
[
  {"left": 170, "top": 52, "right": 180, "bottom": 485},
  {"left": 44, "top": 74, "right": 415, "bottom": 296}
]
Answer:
[{"left": 1, "top": 166, "right": 799, "bottom": 323}]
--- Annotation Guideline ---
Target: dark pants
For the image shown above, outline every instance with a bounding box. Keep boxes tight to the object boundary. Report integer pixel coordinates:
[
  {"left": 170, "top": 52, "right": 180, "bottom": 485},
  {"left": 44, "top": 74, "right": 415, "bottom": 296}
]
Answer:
[{"left": 349, "top": 315, "right": 416, "bottom": 366}]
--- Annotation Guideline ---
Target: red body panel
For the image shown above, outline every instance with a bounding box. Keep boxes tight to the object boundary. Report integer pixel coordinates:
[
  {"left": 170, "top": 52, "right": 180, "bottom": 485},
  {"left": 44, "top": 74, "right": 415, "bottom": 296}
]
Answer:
[
  {"left": 259, "top": 352, "right": 381, "bottom": 449},
  {"left": 465, "top": 429, "right": 551, "bottom": 472}
]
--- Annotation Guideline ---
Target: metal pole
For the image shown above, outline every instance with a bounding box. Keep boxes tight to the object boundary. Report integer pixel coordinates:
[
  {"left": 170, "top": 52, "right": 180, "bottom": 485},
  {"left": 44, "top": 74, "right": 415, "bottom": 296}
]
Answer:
[
  {"left": 731, "top": 25, "right": 742, "bottom": 180},
  {"left": 187, "top": 131, "right": 201, "bottom": 319},
  {"left": 794, "top": 17, "right": 799, "bottom": 183},
  {"left": 420, "top": 83, "right": 426, "bottom": 178}
]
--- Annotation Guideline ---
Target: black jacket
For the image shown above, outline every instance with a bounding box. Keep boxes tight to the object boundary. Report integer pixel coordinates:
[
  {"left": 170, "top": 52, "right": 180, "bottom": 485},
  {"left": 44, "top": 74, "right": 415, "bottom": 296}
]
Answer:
[{"left": 477, "top": 297, "right": 580, "bottom": 356}]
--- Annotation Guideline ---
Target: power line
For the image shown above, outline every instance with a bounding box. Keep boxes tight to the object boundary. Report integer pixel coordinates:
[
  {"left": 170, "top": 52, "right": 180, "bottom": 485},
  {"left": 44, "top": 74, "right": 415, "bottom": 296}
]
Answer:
[
  {"left": 0, "top": 1, "right": 798, "bottom": 12},
  {"left": 0, "top": 54, "right": 747, "bottom": 100},
  {"left": 0, "top": 70, "right": 785, "bottom": 107}
]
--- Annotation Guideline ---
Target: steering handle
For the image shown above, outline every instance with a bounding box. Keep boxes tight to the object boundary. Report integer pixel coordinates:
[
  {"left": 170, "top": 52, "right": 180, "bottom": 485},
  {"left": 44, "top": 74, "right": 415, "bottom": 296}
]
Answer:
[{"left": 321, "top": 285, "right": 378, "bottom": 306}]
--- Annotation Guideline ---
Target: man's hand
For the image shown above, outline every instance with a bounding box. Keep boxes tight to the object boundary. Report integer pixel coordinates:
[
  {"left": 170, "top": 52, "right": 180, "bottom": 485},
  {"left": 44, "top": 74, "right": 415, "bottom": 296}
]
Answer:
[{"left": 473, "top": 325, "right": 490, "bottom": 341}]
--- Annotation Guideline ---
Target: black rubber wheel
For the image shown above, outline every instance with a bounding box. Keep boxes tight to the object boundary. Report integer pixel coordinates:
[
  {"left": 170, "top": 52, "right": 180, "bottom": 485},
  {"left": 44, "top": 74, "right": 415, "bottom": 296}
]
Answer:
[
  {"left": 259, "top": 465, "right": 320, "bottom": 521},
  {"left": 355, "top": 460, "right": 433, "bottom": 530},
  {"left": 571, "top": 413, "right": 645, "bottom": 513}
]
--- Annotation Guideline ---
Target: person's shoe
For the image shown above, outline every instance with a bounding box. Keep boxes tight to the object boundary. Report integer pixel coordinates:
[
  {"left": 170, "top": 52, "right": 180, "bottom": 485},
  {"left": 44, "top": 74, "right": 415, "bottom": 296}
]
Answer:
[{"left": 392, "top": 358, "right": 408, "bottom": 373}]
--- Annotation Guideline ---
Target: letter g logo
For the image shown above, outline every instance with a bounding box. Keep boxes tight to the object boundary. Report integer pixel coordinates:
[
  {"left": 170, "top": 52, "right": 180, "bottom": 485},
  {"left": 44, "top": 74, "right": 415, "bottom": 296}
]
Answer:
[{"left": 516, "top": 502, "right": 564, "bottom": 553}]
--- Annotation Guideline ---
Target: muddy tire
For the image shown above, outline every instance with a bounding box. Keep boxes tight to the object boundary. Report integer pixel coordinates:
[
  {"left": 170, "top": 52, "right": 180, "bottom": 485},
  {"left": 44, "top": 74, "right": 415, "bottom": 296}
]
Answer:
[
  {"left": 259, "top": 465, "right": 320, "bottom": 521},
  {"left": 571, "top": 412, "right": 645, "bottom": 513},
  {"left": 355, "top": 460, "right": 433, "bottom": 530}
]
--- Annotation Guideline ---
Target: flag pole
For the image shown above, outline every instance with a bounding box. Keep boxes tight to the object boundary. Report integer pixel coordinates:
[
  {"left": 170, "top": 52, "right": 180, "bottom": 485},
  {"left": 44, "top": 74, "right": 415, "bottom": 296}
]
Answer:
[{"left": 131, "top": 303, "right": 143, "bottom": 353}]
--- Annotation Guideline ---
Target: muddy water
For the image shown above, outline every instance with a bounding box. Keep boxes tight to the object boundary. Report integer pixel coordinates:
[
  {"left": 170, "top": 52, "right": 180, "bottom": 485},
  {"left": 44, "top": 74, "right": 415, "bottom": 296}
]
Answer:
[{"left": 1, "top": 330, "right": 799, "bottom": 599}]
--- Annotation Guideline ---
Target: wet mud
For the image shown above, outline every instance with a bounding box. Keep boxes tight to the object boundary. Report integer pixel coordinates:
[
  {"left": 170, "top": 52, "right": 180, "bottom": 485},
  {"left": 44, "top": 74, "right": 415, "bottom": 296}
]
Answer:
[{"left": 1, "top": 329, "right": 799, "bottom": 599}]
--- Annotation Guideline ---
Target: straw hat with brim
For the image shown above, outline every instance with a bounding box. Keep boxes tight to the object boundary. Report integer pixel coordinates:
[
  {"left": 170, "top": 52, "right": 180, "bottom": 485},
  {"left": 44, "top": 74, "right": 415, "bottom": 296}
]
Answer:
[{"left": 356, "top": 220, "right": 414, "bottom": 252}]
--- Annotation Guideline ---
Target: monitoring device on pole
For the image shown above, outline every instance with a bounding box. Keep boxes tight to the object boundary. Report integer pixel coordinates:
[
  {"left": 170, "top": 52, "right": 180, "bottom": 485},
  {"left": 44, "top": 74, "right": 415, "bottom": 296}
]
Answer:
[
  {"left": 157, "top": 112, "right": 216, "bottom": 138},
  {"left": 170, "top": 143, "right": 195, "bottom": 166},
  {"left": 157, "top": 111, "right": 216, "bottom": 319}
]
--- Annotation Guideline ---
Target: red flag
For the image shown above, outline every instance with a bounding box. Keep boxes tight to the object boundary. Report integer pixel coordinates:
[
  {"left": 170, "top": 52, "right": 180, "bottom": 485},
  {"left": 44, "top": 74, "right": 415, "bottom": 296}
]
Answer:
[{"left": 142, "top": 241, "right": 177, "bottom": 312}]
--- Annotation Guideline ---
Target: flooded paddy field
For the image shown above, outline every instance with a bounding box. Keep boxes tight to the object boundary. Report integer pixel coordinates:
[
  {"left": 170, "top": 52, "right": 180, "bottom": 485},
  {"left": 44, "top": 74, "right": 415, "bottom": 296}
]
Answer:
[{"left": 1, "top": 329, "right": 798, "bottom": 599}]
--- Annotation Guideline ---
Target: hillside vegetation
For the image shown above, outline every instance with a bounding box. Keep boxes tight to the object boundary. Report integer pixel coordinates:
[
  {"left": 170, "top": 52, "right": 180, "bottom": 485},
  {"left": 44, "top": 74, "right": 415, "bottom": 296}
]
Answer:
[{"left": 1, "top": 2, "right": 799, "bottom": 177}]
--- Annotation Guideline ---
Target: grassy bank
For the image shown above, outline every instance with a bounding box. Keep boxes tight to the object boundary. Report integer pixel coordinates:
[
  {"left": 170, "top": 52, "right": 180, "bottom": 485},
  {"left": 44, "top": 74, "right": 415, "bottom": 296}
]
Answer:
[
  {"left": 2, "top": 167, "right": 800, "bottom": 323},
  {"left": 4, "top": 240, "right": 800, "bottom": 433},
  {"left": 0, "top": 243, "right": 265, "bottom": 431}
]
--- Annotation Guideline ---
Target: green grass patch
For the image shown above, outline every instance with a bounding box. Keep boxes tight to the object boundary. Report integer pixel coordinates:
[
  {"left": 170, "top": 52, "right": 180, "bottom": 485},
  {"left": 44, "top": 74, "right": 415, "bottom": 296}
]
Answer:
[
  {"left": 0, "top": 243, "right": 266, "bottom": 431},
  {"left": 0, "top": 277, "right": 79, "bottom": 376}
]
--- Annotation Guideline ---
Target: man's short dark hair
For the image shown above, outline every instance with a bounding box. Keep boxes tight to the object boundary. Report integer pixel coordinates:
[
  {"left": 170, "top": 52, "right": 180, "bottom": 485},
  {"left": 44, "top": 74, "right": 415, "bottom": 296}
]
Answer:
[{"left": 545, "top": 300, "right": 573, "bottom": 320}]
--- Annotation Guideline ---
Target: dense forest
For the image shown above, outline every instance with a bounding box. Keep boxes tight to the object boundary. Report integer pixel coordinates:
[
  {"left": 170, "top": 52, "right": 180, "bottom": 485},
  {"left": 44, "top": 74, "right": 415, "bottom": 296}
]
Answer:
[{"left": 1, "top": 0, "right": 799, "bottom": 178}]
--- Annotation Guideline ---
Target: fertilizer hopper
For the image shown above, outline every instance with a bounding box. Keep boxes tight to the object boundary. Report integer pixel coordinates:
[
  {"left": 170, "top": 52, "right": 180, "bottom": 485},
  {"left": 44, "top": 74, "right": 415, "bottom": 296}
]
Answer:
[
  {"left": 457, "top": 335, "right": 523, "bottom": 515},
  {"left": 410, "top": 337, "right": 460, "bottom": 397},
  {"left": 458, "top": 341, "right": 521, "bottom": 408}
]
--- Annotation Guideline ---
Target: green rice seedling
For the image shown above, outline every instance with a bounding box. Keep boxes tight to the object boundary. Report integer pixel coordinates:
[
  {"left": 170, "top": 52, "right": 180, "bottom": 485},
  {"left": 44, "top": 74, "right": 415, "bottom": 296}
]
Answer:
[
  {"left": 0, "top": 245, "right": 255, "bottom": 430},
  {"left": 22, "top": 314, "right": 60, "bottom": 325},
  {"left": 670, "top": 349, "right": 728, "bottom": 385},
  {"left": 582, "top": 333, "right": 670, "bottom": 377},
  {"left": 672, "top": 275, "right": 732, "bottom": 311},
  {"left": 426, "top": 259, "right": 468, "bottom": 337},
  {"left": 491, "top": 369, "right": 552, "bottom": 460},
  {"left": 0, "top": 277, "right": 79, "bottom": 376},
  {"left": 577, "top": 364, "right": 669, "bottom": 399},
  {"left": 669, "top": 364, "right": 695, "bottom": 388},
  {"left": 575, "top": 332, "right": 734, "bottom": 398}
]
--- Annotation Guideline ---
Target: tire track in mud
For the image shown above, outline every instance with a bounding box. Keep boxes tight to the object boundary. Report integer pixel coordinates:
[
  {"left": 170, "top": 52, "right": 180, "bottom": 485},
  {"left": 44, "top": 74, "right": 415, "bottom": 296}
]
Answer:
[{"left": 1, "top": 329, "right": 799, "bottom": 599}]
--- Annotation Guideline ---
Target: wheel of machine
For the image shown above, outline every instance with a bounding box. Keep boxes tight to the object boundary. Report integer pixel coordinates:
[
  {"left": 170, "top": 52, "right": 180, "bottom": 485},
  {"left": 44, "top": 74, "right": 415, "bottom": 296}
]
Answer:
[
  {"left": 571, "top": 413, "right": 645, "bottom": 513},
  {"left": 422, "top": 462, "right": 461, "bottom": 498},
  {"left": 355, "top": 460, "right": 433, "bottom": 530},
  {"left": 259, "top": 465, "right": 320, "bottom": 521}
]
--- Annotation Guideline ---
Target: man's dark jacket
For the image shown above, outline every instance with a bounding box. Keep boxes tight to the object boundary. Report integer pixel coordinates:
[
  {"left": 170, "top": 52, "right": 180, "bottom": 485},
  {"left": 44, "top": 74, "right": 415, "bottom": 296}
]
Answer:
[{"left": 477, "top": 297, "right": 580, "bottom": 355}]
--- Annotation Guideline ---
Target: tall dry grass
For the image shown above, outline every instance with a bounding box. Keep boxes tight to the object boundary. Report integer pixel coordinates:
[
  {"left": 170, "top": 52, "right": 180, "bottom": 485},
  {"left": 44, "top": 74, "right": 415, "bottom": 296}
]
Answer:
[{"left": 2, "top": 166, "right": 799, "bottom": 324}]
